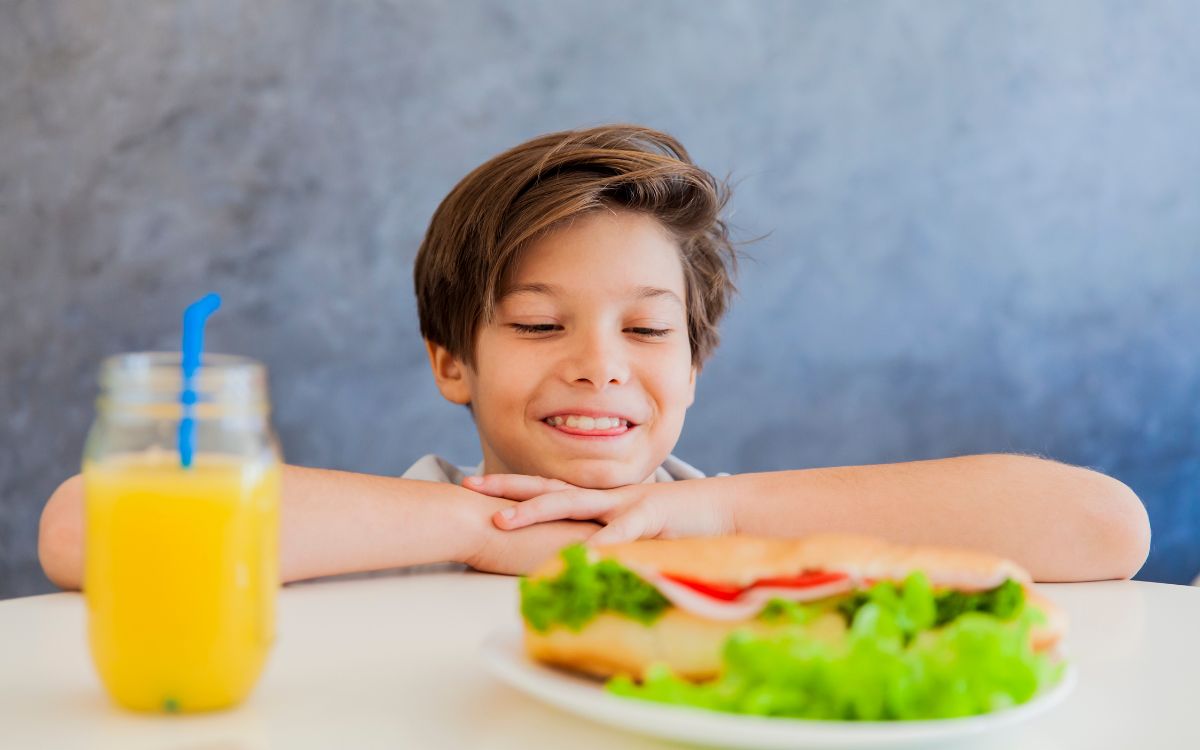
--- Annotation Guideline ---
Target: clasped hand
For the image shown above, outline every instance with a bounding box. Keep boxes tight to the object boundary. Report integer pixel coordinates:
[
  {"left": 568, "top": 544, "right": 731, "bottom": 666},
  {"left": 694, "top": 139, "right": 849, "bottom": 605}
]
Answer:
[{"left": 462, "top": 473, "right": 734, "bottom": 545}]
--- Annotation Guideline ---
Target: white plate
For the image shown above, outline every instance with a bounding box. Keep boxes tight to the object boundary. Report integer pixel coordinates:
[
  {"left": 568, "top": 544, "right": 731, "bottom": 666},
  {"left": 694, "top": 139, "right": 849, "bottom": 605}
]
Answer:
[{"left": 480, "top": 626, "right": 1075, "bottom": 749}]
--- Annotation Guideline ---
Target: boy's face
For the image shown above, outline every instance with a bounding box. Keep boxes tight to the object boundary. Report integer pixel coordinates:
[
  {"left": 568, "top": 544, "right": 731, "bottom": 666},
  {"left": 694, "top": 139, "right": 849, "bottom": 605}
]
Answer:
[{"left": 429, "top": 210, "right": 696, "bottom": 488}]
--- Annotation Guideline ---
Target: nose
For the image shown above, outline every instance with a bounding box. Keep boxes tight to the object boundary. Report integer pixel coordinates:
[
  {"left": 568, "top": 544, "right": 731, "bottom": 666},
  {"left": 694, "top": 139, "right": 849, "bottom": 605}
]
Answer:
[{"left": 562, "top": 328, "right": 630, "bottom": 389}]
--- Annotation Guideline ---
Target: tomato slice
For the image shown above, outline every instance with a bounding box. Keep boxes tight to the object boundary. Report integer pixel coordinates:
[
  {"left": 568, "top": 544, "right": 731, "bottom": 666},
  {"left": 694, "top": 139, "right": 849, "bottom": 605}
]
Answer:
[
  {"left": 661, "top": 570, "right": 848, "bottom": 601},
  {"left": 660, "top": 574, "right": 746, "bottom": 601}
]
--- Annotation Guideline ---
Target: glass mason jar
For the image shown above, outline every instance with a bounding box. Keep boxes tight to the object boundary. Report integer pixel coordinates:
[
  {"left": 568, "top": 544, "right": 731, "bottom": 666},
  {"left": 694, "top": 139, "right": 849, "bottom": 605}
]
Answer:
[{"left": 82, "top": 352, "right": 282, "bottom": 713}]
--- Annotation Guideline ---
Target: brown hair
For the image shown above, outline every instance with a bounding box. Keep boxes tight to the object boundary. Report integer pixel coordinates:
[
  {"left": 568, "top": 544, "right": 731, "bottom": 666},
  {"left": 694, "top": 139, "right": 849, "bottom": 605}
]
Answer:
[{"left": 414, "top": 124, "right": 739, "bottom": 369}]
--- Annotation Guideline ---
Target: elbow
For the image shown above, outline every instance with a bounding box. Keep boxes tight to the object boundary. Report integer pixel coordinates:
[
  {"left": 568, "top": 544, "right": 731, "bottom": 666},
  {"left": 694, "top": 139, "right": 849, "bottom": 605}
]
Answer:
[
  {"left": 38, "top": 475, "right": 85, "bottom": 591},
  {"left": 997, "top": 454, "right": 1151, "bottom": 582},
  {"left": 1084, "top": 472, "right": 1151, "bottom": 581}
]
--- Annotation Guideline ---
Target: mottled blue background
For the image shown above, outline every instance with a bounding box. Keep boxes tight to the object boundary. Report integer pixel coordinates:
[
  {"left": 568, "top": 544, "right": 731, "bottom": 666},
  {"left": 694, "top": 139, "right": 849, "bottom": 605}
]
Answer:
[{"left": 2, "top": 1, "right": 1197, "bottom": 598}]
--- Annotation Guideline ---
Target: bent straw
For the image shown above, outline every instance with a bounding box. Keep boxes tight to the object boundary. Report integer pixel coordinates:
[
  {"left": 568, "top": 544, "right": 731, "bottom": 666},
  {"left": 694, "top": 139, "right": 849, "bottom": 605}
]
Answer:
[{"left": 178, "top": 293, "right": 222, "bottom": 468}]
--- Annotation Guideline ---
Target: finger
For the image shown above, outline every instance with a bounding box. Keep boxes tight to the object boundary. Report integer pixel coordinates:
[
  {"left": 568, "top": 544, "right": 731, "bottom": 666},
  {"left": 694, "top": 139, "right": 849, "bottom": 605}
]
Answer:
[
  {"left": 463, "top": 473, "right": 574, "bottom": 501},
  {"left": 492, "top": 489, "right": 621, "bottom": 529},
  {"left": 585, "top": 510, "right": 658, "bottom": 545}
]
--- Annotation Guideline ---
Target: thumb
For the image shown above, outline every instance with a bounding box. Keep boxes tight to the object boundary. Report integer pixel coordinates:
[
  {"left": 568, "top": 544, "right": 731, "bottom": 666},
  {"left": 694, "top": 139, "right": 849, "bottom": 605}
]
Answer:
[{"left": 586, "top": 510, "right": 658, "bottom": 546}]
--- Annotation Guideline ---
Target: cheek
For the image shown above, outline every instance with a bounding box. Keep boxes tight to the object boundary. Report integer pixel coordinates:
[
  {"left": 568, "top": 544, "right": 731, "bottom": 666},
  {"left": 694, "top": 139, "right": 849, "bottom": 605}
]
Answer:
[
  {"left": 642, "top": 352, "right": 695, "bottom": 406},
  {"left": 472, "top": 337, "right": 529, "bottom": 399},
  {"left": 473, "top": 359, "right": 541, "bottom": 416}
]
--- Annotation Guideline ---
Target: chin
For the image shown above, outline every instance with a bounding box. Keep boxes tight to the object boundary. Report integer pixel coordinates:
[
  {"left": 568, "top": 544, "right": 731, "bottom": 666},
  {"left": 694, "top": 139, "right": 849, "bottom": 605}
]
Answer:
[{"left": 554, "top": 460, "right": 650, "bottom": 489}]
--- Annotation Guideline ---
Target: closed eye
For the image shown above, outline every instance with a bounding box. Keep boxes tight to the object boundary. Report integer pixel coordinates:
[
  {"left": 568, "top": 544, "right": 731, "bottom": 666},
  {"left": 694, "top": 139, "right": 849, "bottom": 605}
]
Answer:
[
  {"left": 510, "top": 323, "right": 562, "bottom": 334},
  {"left": 509, "top": 324, "right": 672, "bottom": 338},
  {"left": 625, "top": 327, "right": 671, "bottom": 338}
]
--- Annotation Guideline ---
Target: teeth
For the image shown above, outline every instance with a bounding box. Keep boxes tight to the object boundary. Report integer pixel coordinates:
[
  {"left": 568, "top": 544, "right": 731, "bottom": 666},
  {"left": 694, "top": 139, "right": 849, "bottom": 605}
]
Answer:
[{"left": 546, "top": 415, "right": 629, "bottom": 431}]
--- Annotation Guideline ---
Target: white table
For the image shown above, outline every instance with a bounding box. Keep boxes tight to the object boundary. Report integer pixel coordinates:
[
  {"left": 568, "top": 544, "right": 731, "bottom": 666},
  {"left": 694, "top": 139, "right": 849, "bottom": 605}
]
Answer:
[{"left": 1, "top": 572, "right": 1196, "bottom": 749}]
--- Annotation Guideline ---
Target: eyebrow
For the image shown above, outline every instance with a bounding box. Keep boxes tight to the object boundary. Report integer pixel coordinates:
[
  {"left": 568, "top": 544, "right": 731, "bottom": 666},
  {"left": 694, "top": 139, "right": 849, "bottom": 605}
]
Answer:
[{"left": 502, "top": 283, "right": 685, "bottom": 308}]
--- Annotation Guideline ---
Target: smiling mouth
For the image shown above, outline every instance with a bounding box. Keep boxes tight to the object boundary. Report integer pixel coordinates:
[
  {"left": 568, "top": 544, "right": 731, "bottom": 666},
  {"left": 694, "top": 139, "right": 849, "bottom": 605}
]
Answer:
[{"left": 542, "top": 415, "right": 636, "bottom": 437}]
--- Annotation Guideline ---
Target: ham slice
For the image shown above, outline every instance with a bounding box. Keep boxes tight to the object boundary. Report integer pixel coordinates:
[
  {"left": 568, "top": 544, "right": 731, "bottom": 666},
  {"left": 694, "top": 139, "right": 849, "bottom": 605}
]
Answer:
[{"left": 626, "top": 565, "right": 858, "bottom": 622}]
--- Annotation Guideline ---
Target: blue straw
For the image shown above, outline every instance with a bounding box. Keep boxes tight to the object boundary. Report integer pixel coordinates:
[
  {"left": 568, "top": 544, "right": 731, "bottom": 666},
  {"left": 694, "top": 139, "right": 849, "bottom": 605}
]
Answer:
[{"left": 178, "top": 293, "right": 222, "bottom": 468}]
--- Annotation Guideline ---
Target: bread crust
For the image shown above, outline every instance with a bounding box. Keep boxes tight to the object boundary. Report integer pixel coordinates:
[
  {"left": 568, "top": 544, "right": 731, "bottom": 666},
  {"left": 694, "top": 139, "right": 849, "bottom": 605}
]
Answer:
[
  {"left": 525, "top": 609, "right": 848, "bottom": 681},
  {"left": 529, "top": 534, "right": 1032, "bottom": 590},
  {"left": 1026, "top": 589, "right": 1068, "bottom": 652}
]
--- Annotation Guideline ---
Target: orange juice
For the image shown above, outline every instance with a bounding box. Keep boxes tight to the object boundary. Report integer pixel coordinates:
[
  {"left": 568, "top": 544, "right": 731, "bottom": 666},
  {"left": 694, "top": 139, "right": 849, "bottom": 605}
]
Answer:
[{"left": 84, "top": 451, "right": 280, "bottom": 712}]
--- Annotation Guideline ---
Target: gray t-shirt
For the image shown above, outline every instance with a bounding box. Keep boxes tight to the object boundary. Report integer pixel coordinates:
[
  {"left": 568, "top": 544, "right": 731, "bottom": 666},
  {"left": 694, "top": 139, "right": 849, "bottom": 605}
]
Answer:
[{"left": 288, "top": 454, "right": 716, "bottom": 585}]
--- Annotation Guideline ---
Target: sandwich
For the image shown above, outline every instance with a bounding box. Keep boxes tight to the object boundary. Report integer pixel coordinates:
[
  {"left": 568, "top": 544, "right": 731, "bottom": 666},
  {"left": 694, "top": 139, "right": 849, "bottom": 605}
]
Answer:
[{"left": 518, "top": 534, "right": 1067, "bottom": 720}]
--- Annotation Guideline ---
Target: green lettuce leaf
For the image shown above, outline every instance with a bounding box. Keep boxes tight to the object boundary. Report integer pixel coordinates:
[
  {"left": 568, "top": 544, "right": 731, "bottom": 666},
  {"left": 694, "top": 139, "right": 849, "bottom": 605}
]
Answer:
[
  {"left": 609, "top": 578, "right": 1061, "bottom": 721},
  {"left": 764, "top": 573, "right": 1024, "bottom": 638},
  {"left": 520, "top": 544, "right": 670, "bottom": 632}
]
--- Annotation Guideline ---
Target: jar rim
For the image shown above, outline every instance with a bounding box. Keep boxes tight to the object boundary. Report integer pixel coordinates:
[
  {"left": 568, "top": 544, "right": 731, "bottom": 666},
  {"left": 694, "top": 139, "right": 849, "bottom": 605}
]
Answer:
[
  {"left": 98, "top": 351, "right": 268, "bottom": 408},
  {"left": 100, "top": 351, "right": 264, "bottom": 373}
]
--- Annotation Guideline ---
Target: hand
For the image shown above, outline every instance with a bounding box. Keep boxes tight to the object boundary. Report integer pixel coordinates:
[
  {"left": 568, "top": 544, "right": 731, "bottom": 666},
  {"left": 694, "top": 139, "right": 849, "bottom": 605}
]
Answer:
[
  {"left": 462, "top": 474, "right": 736, "bottom": 545},
  {"left": 452, "top": 488, "right": 599, "bottom": 575}
]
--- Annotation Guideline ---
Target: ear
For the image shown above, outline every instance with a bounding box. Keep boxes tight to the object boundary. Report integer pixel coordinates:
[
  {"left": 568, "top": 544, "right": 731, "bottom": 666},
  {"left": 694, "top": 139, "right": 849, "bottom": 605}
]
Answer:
[
  {"left": 424, "top": 340, "right": 472, "bottom": 406},
  {"left": 685, "top": 365, "right": 697, "bottom": 408}
]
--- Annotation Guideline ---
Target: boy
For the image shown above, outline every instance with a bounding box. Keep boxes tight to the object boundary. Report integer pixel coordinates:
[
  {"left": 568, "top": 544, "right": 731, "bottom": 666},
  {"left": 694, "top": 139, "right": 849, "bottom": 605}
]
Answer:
[{"left": 38, "top": 125, "right": 1150, "bottom": 589}]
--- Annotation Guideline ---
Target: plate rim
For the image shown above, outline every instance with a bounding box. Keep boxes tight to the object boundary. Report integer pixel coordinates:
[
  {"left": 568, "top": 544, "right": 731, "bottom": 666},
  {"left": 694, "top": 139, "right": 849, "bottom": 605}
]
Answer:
[{"left": 479, "top": 625, "right": 1076, "bottom": 749}]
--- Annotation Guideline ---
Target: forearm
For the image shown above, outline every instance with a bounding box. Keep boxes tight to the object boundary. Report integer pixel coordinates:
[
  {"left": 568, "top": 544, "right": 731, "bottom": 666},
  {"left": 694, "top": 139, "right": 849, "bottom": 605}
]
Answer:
[
  {"left": 699, "top": 454, "right": 1150, "bottom": 582},
  {"left": 281, "top": 465, "right": 597, "bottom": 579},
  {"left": 279, "top": 466, "right": 480, "bottom": 582},
  {"left": 38, "top": 465, "right": 589, "bottom": 590},
  {"left": 38, "top": 467, "right": 474, "bottom": 589}
]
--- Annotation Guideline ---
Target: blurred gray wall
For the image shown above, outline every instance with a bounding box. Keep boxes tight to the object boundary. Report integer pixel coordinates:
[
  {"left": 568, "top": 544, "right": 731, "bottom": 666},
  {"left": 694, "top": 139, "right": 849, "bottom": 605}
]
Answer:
[{"left": 2, "top": 0, "right": 1197, "bottom": 598}]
